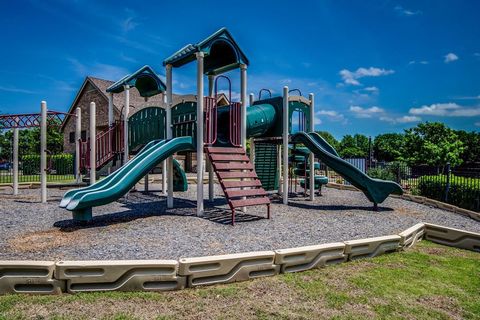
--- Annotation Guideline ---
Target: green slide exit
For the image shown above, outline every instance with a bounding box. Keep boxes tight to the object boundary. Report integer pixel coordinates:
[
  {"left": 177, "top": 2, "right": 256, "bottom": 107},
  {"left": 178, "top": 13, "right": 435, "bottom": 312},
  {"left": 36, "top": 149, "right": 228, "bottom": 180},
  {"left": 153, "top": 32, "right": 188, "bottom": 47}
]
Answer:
[
  {"left": 62, "top": 136, "right": 195, "bottom": 220},
  {"left": 291, "top": 131, "right": 403, "bottom": 205}
]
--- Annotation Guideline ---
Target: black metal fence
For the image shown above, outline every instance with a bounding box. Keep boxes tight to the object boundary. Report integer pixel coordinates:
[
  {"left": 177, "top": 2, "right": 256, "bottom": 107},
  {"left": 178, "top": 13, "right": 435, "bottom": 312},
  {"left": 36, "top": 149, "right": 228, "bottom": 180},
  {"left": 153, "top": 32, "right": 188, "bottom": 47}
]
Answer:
[
  {"left": 320, "top": 159, "right": 480, "bottom": 212},
  {"left": 0, "top": 153, "right": 75, "bottom": 184}
]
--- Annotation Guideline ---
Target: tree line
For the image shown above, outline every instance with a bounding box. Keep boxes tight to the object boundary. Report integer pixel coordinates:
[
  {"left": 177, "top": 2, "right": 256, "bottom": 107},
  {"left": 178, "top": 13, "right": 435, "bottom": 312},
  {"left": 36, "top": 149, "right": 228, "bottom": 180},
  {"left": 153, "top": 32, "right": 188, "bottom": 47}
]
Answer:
[
  {"left": 317, "top": 122, "right": 480, "bottom": 167},
  {"left": 0, "top": 125, "right": 63, "bottom": 161}
]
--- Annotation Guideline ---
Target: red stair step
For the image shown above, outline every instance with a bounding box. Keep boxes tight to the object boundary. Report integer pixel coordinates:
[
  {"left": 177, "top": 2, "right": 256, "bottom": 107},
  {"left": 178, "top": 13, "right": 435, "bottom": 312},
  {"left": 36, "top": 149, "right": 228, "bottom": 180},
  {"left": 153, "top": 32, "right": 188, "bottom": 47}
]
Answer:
[
  {"left": 206, "top": 147, "right": 245, "bottom": 154},
  {"left": 225, "top": 188, "right": 267, "bottom": 198},
  {"left": 217, "top": 171, "right": 257, "bottom": 179},
  {"left": 210, "top": 154, "right": 250, "bottom": 162},
  {"left": 230, "top": 197, "right": 271, "bottom": 208},
  {"left": 213, "top": 162, "right": 254, "bottom": 171},
  {"left": 223, "top": 180, "right": 262, "bottom": 188}
]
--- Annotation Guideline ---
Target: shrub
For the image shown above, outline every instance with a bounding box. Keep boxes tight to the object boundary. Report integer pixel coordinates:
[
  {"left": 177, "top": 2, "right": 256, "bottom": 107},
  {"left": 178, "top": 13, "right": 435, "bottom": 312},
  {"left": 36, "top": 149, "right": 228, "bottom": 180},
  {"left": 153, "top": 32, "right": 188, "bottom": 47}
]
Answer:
[
  {"left": 367, "top": 167, "right": 396, "bottom": 181},
  {"left": 51, "top": 154, "right": 74, "bottom": 175},
  {"left": 21, "top": 153, "right": 73, "bottom": 175},
  {"left": 22, "top": 155, "right": 40, "bottom": 175},
  {"left": 418, "top": 174, "right": 480, "bottom": 211}
]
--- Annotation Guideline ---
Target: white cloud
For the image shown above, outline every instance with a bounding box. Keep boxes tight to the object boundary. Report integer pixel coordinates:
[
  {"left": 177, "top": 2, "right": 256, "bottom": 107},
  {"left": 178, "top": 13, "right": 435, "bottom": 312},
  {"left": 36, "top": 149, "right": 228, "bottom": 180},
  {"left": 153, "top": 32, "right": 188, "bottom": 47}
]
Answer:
[
  {"left": 349, "top": 105, "right": 384, "bottom": 118},
  {"left": 409, "top": 103, "right": 480, "bottom": 117},
  {"left": 339, "top": 67, "right": 394, "bottom": 86},
  {"left": 409, "top": 60, "right": 429, "bottom": 65},
  {"left": 444, "top": 53, "right": 459, "bottom": 63},
  {"left": 122, "top": 8, "right": 140, "bottom": 32},
  {"left": 396, "top": 115, "right": 422, "bottom": 123},
  {"left": 364, "top": 86, "right": 379, "bottom": 93},
  {"left": 67, "top": 58, "right": 129, "bottom": 80},
  {"left": 0, "top": 86, "right": 38, "bottom": 94},
  {"left": 379, "top": 115, "right": 421, "bottom": 124},
  {"left": 395, "top": 5, "right": 422, "bottom": 16},
  {"left": 451, "top": 95, "right": 480, "bottom": 100},
  {"left": 316, "top": 110, "right": 345, "bottom": 122},
  {"left": 119, "top": 53, "right": 138, "bottom": 63}
]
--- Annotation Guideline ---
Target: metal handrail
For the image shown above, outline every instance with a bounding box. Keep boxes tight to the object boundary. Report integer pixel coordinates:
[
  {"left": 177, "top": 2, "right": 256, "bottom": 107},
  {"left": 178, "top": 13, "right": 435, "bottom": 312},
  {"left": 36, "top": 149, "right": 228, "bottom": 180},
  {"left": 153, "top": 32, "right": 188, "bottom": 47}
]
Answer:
[
  {"left": 258, "top": 88, "right": 272, "bottom": 100},
  {"left": 288, "top": 89, "right": 302, "bottom": 96}
]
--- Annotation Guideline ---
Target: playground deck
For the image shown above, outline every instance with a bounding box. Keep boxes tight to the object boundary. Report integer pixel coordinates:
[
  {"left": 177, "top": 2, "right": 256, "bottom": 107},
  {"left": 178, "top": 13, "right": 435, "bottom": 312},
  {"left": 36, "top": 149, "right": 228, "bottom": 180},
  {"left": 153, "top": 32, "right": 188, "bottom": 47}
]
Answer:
[{"left": 1, "top": 185, "right": 479, "bottom": 261}]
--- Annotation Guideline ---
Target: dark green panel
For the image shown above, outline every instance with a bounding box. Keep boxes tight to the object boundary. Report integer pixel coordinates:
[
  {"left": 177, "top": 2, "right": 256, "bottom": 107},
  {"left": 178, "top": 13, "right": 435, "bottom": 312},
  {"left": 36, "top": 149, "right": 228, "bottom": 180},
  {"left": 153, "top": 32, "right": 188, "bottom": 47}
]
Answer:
[
  {"left": 254, "top": 142, "right": 279, "bottom": 191},
  {"left": 128, "top": 107, "right": 166, "bottom": 152},
  {"left": 172, "top": 101, "right": 197, "bottom": 139}
]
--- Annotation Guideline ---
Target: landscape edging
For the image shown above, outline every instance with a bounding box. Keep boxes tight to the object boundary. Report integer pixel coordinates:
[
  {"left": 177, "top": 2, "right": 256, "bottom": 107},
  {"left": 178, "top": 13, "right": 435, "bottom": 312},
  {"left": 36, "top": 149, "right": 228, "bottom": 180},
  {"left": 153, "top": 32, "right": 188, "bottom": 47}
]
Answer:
[
  {"left": 325, "top": 182, "right": 480, "bottom": 222},
  {"left": 0, "top": 223, "right": 478, "bottom": 295}
]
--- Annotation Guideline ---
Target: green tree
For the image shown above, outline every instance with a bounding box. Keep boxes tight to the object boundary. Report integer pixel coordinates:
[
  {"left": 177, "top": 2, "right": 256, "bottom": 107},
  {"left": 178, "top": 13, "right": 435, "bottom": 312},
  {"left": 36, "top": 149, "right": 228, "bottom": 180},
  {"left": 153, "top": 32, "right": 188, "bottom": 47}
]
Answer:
[
  {"left": 315, "top": 131, "right": 339, "bottom": 150},
  {"left": 0, "top": 119, "right": 63, "bottom": 160},
  {"left": 403, "top": 122, "right": 463, "bottom": 167},
  {"left": 373, "top": 133, "right": 405, "bottom": 162},
  {"left": 455, "top": 130, "right": 480, "bottom": 164},
  {"left": 339, "top": 134, "right": 369, "bottom": 158}
]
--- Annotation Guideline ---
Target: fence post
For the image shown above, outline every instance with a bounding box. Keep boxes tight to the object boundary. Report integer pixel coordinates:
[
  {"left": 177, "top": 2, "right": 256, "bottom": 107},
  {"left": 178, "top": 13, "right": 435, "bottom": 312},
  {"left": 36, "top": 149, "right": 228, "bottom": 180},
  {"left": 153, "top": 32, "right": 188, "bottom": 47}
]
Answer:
[
  {"left": 75, "top": 107, "right": 81, "bottom": 183},
  {"left": 40, "top": 101, "right": 47, "bottom": 203},
  {"left": 444, "top": 162, "right": 451, "bottom": 202},
  {"left": 12, "top": 117, "right": 19, "bottom": 195},
  {"left": 396, "top": 165, "right": 401, "bottom": 184},
  {"left": 89, "top": 102, "right": 96, "bottom": 184}
]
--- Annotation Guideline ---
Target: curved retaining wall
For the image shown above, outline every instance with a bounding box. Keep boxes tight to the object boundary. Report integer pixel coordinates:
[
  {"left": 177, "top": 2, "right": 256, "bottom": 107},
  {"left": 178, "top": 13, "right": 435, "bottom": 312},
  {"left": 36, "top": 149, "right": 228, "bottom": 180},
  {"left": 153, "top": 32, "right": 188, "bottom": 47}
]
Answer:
[{"left": 0, "top": 223, "right": 478, "bottom": 295}]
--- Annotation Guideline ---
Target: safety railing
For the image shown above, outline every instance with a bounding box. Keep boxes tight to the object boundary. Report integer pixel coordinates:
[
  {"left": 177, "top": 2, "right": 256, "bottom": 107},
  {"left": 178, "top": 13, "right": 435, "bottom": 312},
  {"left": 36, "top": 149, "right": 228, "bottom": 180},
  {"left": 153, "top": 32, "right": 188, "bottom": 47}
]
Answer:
[
  {"left": 204, "top": 96, "right": 217, "bottom": 145},
  {"left": 79, "top": 121, "right": 124, "bottom": 170},
  {"left": 229, "top": 102, "right": 242, "bottom": 147}
]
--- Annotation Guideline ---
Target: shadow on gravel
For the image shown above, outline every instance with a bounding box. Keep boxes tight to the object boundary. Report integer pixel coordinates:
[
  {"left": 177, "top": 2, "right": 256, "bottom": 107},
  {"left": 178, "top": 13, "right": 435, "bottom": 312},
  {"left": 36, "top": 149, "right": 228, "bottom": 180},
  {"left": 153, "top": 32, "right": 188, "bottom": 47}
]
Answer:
[
  {"left": 54, "top": 192, "right": 264, "bottom": 231},
  {"left": 286, "top": 199, "right": 395, "bottom": 212}
]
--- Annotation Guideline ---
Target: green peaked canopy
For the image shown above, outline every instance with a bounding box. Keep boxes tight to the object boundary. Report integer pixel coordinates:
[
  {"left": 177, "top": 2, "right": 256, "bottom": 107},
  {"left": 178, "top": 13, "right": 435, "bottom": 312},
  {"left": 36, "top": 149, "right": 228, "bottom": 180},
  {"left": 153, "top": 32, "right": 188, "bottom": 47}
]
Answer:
[
  {"left": 107, "top": 65, "right": 166, "bottom": 98},
  {"left": 163, "top": 27, "right": 249, "bottom": 75}
]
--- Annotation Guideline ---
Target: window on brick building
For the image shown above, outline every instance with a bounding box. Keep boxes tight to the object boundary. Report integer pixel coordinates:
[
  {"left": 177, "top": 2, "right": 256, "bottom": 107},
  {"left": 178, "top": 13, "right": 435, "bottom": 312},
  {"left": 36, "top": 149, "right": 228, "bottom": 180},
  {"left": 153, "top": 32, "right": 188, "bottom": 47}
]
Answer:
[{"left": 69, "top": 131, "right": 87, "bottom": 143}]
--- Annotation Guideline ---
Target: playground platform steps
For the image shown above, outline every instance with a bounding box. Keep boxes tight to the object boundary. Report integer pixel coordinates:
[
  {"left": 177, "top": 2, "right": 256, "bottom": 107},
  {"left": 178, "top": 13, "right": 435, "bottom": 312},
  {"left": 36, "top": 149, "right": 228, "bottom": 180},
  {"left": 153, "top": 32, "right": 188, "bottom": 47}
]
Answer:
[{"left": 205, "top": 146, "right": 270, "bottom": 225}]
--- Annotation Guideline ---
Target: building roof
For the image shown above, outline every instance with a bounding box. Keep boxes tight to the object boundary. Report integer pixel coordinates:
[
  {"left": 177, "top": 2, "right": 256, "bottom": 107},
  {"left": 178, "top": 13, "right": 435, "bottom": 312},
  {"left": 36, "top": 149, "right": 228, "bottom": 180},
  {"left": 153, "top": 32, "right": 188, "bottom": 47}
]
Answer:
[
  {"left": 60, "top": 76, "right": 167, "bottom": 130},
  {"left": 163, "top": 27, "right": 249, "bottom": 75},
  {"left": 60, "top": 76, "right": 231, "bottom": 131},
  {"left": 106, "top": 65, "right": 166, "bottom": 97}
]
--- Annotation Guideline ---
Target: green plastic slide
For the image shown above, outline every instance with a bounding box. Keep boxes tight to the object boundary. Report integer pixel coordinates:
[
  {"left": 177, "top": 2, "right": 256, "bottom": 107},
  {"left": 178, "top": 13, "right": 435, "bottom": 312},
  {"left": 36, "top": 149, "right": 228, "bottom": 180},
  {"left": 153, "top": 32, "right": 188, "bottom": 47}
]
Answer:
[
  {"left": 60, "top": 139, "right": 163, "bottom": 208},
  {"left": 291, "top": 131, "right": 403, "bottom": 204},
  {"left": 63, "top": 136, "right": 195, "bottom": 220}
]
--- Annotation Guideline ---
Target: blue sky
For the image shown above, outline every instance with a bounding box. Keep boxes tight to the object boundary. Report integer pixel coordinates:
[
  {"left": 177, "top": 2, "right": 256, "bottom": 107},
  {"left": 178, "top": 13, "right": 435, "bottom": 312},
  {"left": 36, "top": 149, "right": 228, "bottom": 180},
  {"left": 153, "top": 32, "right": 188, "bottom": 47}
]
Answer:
[{"left": 1, "top": 0, "right": 479, "bottom": 138}]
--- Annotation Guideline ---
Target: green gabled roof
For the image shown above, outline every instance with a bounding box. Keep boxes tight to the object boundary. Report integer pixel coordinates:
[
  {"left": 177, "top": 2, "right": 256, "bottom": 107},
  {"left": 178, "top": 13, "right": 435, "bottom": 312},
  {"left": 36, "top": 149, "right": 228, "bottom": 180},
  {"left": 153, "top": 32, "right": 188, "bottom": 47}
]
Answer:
[
  {"left": 106, "top": 65, "right": 166, "bottom": 97},
  {"left": 163, "top": 27, "right": 249, "bottom": 75}
]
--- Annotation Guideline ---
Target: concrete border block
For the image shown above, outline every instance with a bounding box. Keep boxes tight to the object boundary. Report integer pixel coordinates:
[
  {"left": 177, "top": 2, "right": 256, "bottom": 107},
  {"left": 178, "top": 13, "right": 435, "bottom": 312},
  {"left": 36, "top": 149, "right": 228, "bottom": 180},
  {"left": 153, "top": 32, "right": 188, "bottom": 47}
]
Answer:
[
  {"left": 55, "top": 260, "right": 185, "bottom": 293},
  {"left": 344, "top": 235, "right": 401, "bottom": 260},
  {"left": 178, "top": 251, "right": 279, "bottom": 287},
  {"left": 424, "top": 198, "right": 440, "bottom": 208},
  {"left": 0, "top": 261, "right": 63, "bottom": 294},
  {"left": 274, "top": 242, "right": 346, "bottom": 273},
  {"left": 403, "top": 194, "right": 426, "bottom": 204},
  {"left": 424, "top": 224, "right": 480, "bottom": 252},
  {"left": 454, "top": 207, "right": 480, "bottom": 221},
  {"left": 398, "top": 223, "right": 425, "bottom": 248}
]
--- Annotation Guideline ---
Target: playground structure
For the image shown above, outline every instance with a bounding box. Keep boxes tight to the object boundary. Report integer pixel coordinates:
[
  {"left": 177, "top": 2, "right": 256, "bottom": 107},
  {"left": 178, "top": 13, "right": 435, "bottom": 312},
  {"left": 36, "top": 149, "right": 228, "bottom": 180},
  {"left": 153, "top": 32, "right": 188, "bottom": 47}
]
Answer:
[{"left": 57, "top": 27, "right": 403, "bottom": 225}]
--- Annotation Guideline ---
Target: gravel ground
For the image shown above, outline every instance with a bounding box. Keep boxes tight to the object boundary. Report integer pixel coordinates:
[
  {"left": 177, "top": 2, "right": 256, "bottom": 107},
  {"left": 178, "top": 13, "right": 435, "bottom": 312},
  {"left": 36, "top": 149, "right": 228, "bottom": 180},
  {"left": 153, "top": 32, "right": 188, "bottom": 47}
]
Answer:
[{"left": 0, "top": 183, "right": 479, "bottom": 261}]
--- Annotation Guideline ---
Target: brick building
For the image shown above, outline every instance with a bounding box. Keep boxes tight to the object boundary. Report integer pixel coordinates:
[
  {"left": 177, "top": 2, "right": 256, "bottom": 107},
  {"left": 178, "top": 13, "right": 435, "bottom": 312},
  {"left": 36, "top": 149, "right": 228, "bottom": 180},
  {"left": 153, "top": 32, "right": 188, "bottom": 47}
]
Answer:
[{"left": 60, "top": 76, "right": 229, "bottom": 172}]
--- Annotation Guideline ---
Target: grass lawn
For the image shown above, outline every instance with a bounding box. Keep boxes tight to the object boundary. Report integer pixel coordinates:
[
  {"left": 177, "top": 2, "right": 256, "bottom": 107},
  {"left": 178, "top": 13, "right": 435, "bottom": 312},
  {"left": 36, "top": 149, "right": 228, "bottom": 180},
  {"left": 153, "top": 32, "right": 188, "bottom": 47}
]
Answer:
[
  {"left": 0, "top": 175, "right": 75, "bottom": 185},
  {"left": 0, "top": 241, "right": 479, "bottom": 320}
]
